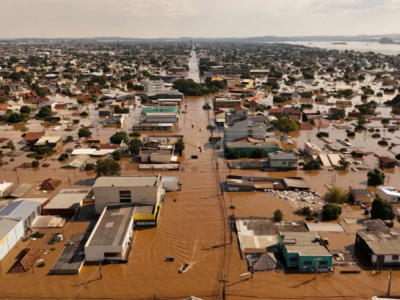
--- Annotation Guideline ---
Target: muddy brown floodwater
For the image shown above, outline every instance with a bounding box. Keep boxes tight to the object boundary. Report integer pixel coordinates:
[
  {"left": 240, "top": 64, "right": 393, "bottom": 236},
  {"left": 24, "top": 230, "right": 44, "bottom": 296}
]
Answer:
[{"left": 2, "top": 87, "right": 400, "bottom": 298}]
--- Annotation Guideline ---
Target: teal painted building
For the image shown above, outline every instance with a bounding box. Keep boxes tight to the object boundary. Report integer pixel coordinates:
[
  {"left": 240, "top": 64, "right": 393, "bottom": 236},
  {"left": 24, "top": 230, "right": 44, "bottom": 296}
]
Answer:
[
  {"left": 141, "top": 106, "right": 179, "bottom": 115},
  {"left": 278, "top": 232, "right": 333, "bottom": 270},
  {"left": 226, "top": 141, "right": 280, "bottom": 158}
]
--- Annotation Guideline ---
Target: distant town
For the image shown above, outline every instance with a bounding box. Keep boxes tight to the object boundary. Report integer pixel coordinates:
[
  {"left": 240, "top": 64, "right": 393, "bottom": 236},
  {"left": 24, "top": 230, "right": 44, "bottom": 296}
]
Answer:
[{"left": 0, "top": 40, "right": 400, "bottom": 300}]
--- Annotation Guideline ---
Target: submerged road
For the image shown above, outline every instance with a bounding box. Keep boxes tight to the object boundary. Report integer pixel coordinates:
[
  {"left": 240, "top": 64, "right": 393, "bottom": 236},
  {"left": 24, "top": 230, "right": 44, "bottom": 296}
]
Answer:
[{"left": 187, "top": 47, "right": 201, "bottom": 83}]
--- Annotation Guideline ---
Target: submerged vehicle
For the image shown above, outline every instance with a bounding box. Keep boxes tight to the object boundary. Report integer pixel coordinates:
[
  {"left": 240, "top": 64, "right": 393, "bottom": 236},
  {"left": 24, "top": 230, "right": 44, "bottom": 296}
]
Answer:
[{"left": 179, "top": 264, "right": 190, "bottom": 273}]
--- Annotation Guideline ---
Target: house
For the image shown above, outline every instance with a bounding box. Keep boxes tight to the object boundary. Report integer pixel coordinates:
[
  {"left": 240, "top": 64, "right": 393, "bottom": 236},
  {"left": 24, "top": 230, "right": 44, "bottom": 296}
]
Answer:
[
  {"left": 278, "top": 232, "right": 333, "bottom": 271},
  {"left": 355, "top": 219, "right": 400, "bottom": 266},
  {"left": 0, "top": 217, "right": 24, "bottom": 261},
  {"left": 35, "top": 136, "right": 62, "bottom": 150},
  {"left": 269, "top": 108, "right": 283, "bottom": 116},
  {"left": 226, "top": 141, "right": 280, "bottom": 158},
  {"left": 92, "top": 175, "right": 165, "bottom": 214},
  {"left": 378, "top": 156, "right": 396, "bottom": 169},
  {"left": 304, "top": 142, "right": 322, "bottom": 156},
  {"left": 23, "top": 132, "right": 45, "bottom": 147},
  {"left": 351, "top": 150, "right": 365, "bottom": 158},
  {"left": 288, "top": 115, "right": 300, "bottom": 123},
  {"left": 44, "top": 116, "right": 61, "bottom": 122},
  {"left": 215, "top": 111, "right": 226, "bottom": 126},
  {"left": 376, "top": 186, "right": 400, "bottom": 203},
  {"left": 283, "top": 107, "right": 301, "bottom": 116},
  {"left": 350, "top": 188, "right": 375, "bottom": 204},
  {"left": 0, "top": 182, "right": 13, "bottom": 197},
  {"left": 268, "top": 152, "right": 298, "bottom": 171},
  {"left": 42, "top": 189, "right": 89, "bottom": 216},
  {"left": 9, "top": 248, "right": 44, "bottom": 273},
  {"left": 38, "top": 178, "right": 61, "bottom": 190},
  {"left": 0, "top": 200, "right": 42, "bottom": 231}
]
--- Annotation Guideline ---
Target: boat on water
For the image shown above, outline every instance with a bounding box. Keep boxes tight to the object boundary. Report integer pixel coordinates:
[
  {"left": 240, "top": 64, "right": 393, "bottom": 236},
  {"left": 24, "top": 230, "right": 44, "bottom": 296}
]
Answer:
[{"left": 179, "top": 264, "right": 191, "bottom": 273}]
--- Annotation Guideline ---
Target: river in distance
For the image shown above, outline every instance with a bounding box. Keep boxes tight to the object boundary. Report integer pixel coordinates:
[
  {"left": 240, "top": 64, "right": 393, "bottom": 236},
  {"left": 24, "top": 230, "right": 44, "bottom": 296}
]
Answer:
[{"left": 273, "top": 41, "right": 400, "bottom": 56}]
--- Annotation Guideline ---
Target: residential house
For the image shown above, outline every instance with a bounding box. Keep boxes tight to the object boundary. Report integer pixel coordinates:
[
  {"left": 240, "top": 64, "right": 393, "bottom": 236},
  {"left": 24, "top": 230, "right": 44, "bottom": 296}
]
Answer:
[
  {"left": 283, "top": 107, "right": 301, "bottom": 116},
  {"left": 38, "top": 178, "right": 61, "bottom": 190},
  {"left": 350, "top": 188, "right": 375, "bottom": 204},
  {"left": 356, "top": 219, "right": 400, "bottom": 266},
  {"left": 268, "top": 152, "right": 298, "bottom": 171},
  {"left": 213, "top": 96, "right": 242, "bottom": 110},
  {"left": 376, "top": 186, "right": 400, "bottom": 203},
  {"left": 278, "top": 232, "right": 333, "bottom": 271},
  {"left": 378, "top": 157, "right": 396, "bottom": 169},
  {"left": 34, "top": 136, "right": 62, "bottom": 151},
  {"left": 23, "top": 132, "right": 45, "bottom": 147},
  {"left": 269, "top": 108, "right": 283, "bottom": 117}
]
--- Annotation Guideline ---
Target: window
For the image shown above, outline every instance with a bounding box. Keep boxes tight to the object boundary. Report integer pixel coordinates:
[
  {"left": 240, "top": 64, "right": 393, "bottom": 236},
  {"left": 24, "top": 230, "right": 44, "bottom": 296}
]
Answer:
[
  {"left": 104, "top": 252, "right": 122, "bottom": 258},
  {"left": 119, "top": 191, "right": 131, "bottom": 203},
  {"left": 303, "top": 261, "right": 312, "bottom": 266},
  {"left": 289, "top": 257, "right": 298, "bottom": 262},
  {"left": 393, "top": 255, "right": 399, "bottom": 260},
  {"left": 282, "top": 162, "right": 287, "bottom": 165},
  {"left": 319, "top": 261, "right": 328, "bottom": 266}
]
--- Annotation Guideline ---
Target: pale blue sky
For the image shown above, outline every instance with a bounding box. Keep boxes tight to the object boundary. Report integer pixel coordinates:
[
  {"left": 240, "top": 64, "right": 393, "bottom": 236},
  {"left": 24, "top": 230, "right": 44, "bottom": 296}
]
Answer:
[{"left": 1, "top": 0, "right": 400, "bottom": 38}]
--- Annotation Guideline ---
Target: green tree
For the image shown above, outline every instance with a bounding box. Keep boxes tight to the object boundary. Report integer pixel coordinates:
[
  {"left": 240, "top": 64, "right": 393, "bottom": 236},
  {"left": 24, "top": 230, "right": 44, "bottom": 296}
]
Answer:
[
  {"left": 96, "top": 159, "right": 121, "bottom": 177},
  {"left": 112, "top": 150, "right": 122, "bottom": 161},
  {"left": 128, "top": 138, "right": 144, "bottom": 156},
  {"left": 322, "top": 204, "right": 342, "bottom": 221},
  {"left": 20, "top": 105, "right": 31, "bottom": 114},
  {"left": 8, "top": 113, "right": 25, "bottom": 123},
  {"left": 271, "top": 118, "right": 299, "bottom": 134},
  {"left": 273, "top": 209, "right": 283, "bottom": 222},
  {"left": 31, "top": 160, "right": 39, "bottom": 168},
  {"left": 110, "top": 131, "right": 128, "bottom": 144},
  {"left": 370, "top": 197, "right": 395, "bottom": 220},
  {"left": 339, "top": 159, "right": 351, "bottom": 170},
  {"left": 324, "top": 186, "right": 349, "bottom": 204},
  {"left": 367, "top": 168, "right": 385, "bottom": 186},
  {"left": 6, "top": 140, "right": 15, "bottom": 151},
  {"left": 38, "top": 107, "right": 52, "bottom": 118},
  {"left": 174, "top": 139, "right": 185, "bottom": 156},
  {"left": 303, "top": 159, "right": 321, "bottom": 170},
  {"left": 78, "top": 127, "right": 91, "bottom": 138}
]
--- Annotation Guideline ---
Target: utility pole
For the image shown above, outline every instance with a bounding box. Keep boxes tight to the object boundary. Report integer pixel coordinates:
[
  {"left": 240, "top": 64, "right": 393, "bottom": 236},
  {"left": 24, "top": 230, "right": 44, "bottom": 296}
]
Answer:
[
  {"left": 314, "top": 258, "right": 322, "bottom": 279},
  {"left": 387, "top": 269, "right": 393, "bottom": 296},
  {"left": 98, "top": 258, "right": 103, "bottom": 279},
  {"left": 222, "top": 268, "right": 227, "bottom": 300}
]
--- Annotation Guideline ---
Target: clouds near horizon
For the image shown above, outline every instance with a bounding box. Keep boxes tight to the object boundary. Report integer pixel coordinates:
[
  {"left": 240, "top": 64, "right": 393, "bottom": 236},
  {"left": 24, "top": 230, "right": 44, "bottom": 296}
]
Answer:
[{"left": 1, "top": 0, "right": 399, "bottom": 38}]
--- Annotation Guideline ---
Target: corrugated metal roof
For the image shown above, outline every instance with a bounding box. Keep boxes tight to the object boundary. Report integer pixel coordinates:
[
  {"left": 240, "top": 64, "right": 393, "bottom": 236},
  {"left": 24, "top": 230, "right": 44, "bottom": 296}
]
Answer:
[
  {"left": 61, "top": 154, "right": 90, "bottom": 168},
  {"left": 45, "top": 190, "right": 87, "bottom": 210},
  {"left": 2, "top": 183, "right": 34, "bottom": 198},
  {"left": 0, "top": 200, "right": 40, "bottom": 220},
  {"left": 94, "top": 176, "right": 158, "bottom": 187},
  {"left": 0, "top": 218, "right": 21, "bottom": 241}
]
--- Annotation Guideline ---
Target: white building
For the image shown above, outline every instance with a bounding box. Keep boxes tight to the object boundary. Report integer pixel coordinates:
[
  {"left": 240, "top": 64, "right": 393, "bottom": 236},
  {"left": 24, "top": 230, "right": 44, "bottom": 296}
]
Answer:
[
  {"left": 0, "top": 216, "right": 24, "bottom": 261},
  {"left": 376, "top": 186, "right": 400, "bottom": 203},
  {"left": 0, "top": 200, "right": 42, "bottom": 231},
  {"left": 304, "top": 142, "right": 322, "bottom": 157},
  {"left": 144, "top": 80, "right": 165, "bottom": 93},
  {"left": 84, "top": 204, "right": 134, "bottom": 261},
  {"left": 92, "top": 175, "right": 165, "bottom": 214},
  {"left": 0, "top": 182, "right": 13, "bottom": 197}
]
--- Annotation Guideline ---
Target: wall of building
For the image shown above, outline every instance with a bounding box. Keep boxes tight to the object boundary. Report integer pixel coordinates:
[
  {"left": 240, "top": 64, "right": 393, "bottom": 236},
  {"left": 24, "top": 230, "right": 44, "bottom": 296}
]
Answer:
[
  {"left": 372, "top": 254, "right": 400, "bottom": 265},
  {"left": 93, "top": 185, "right": 163, "bottom": 214},
  {"left": 145, "top": 116, "right": 178, "bottom": 124},
  {"left": 376, "top": 188, "right": 399, "bottom": 203},
  {"left": 355, "top": 194, "right": 373, "bottom": 204},
  {"left": 0, "top": 219, "right": 24, "bottom": 261}
]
